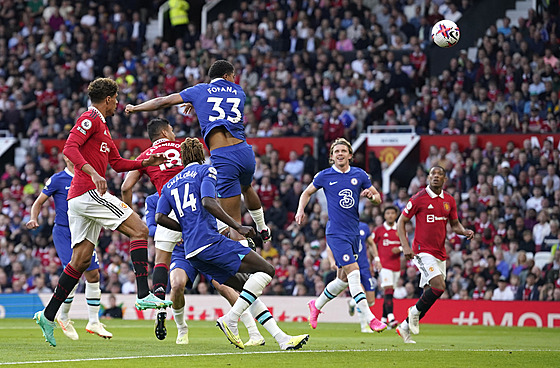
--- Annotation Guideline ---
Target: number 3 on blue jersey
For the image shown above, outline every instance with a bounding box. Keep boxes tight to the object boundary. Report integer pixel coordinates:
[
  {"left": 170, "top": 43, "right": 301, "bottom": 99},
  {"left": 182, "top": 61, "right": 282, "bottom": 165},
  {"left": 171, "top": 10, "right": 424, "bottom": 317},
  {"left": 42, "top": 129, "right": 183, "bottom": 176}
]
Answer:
[
  {"left": 171, "top": 183, "right": 197, "bottom": 217},
  {"left": 207, "top": 97, "right": 242, "bottom": 123}
]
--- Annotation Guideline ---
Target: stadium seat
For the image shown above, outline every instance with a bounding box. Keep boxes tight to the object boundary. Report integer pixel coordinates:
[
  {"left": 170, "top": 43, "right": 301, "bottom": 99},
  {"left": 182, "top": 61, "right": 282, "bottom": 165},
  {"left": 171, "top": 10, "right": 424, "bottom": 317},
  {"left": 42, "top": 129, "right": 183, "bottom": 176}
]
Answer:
[{"left": 533, "top": 252, "right": 552, "bottom": 271}]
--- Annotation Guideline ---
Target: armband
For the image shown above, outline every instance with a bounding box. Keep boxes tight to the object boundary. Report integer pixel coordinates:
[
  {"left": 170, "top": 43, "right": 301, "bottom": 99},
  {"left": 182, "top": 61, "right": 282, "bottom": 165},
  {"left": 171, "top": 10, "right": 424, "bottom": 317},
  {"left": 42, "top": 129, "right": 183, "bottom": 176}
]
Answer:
[{"left": 398, "top": 246, "right": 403, "bottom": 252}]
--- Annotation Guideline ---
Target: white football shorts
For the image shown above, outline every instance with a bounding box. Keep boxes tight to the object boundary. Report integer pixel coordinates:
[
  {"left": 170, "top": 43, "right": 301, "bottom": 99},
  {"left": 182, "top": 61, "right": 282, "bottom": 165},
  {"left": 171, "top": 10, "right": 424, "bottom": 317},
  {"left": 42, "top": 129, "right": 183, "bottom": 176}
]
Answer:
[
  {"left": 412, "top": 252, "right": 446, "bottom": 288},
  {"left": 379, "top": 268, "right": 401, "bottom": 289},
  {"left": 68, "top": 190, "right": 133, "bottom": 248},
  {"left": 154, "top": 210, "right": 182, "bottom": 252}
]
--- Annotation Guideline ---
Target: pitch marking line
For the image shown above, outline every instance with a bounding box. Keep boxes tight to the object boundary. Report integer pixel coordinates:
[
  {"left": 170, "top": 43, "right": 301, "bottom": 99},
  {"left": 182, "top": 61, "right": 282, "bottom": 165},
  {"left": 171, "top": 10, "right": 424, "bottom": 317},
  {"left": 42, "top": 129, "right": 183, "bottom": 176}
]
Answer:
[{"left": 1, "top": 349, "right": 560, "bottom": 365}]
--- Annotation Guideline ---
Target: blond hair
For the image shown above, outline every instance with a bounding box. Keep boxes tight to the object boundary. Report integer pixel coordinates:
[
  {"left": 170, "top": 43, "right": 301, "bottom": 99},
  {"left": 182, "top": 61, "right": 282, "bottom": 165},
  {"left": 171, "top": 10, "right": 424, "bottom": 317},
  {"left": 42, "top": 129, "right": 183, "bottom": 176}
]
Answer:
[
  {"left": 329, "top": 138, "right": 353, "bottom": 164},
  {"left": 180, "top": 138, "right": 205, "bottom": 166}
]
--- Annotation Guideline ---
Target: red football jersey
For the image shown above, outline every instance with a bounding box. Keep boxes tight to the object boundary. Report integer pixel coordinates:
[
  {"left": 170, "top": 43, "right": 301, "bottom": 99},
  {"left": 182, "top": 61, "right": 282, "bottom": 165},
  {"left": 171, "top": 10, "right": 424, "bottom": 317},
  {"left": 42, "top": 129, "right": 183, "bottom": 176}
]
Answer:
[
  {"left": 372, "top": 222, "right": 401, "bottom": 271},
  {"left": 402, "top": 186, "right": 458, "bottom": 261},
  {"left": 63, "top": 107, "right": 144, "bottom": 199},
  {"left": 136, "top": 138, "right": 183, "bottom": 194}
]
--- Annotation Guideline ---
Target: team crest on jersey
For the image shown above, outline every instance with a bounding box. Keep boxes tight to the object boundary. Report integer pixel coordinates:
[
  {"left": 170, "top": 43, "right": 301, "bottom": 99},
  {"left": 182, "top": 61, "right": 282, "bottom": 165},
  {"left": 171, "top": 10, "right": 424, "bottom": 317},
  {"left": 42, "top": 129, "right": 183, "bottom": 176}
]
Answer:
[
  {"left": 429, "top": 266, "right": 435, "bottom": 272},
  {"left": 343, "top": 254, "right": 350, "bottom": 262},
  {"left": 351, "top": 178, "right": 358, "bottom": 185},
  {"left": 120, "top": 203, "right": 128, "bottom": 209},
  {"left": 443, "top": 202, "right": 450, "bottom": 212},
  {"left": 81, "top": 119, "right": 92, "bottom": 130}
]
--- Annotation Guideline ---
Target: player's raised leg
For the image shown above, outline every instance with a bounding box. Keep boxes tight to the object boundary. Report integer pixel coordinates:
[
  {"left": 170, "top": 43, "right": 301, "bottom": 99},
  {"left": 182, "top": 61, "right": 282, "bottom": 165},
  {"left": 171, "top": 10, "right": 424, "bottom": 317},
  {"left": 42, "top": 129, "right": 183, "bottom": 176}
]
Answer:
[
  {"left": 216, "top": 251, "right": 275, "bottom": 349},
  {"left": 242, "top": 184, "right": 271, "bottom": 242}
]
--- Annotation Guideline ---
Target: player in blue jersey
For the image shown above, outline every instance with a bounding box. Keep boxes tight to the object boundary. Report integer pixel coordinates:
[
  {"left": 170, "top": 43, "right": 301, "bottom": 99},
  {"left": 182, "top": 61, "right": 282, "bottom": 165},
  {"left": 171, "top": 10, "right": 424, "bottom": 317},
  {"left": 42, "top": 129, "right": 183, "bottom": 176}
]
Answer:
[
  {"left": 125, "top": 60, "right": 271, "bottom": 247},
  {"left": 146, "top": 192, "right": 307, "bottom": 348},
  {"left": 295, "top": 138, "right": 387, "bottom": 333},
  {"left": 155, "top": 138, "right": 308, "bottom": 350},
  {"left": 346, "top": 221, "right": 382, "bottom": 333},
  {"left": 26, "top": 156, "right": 112, "bottom": 340}
]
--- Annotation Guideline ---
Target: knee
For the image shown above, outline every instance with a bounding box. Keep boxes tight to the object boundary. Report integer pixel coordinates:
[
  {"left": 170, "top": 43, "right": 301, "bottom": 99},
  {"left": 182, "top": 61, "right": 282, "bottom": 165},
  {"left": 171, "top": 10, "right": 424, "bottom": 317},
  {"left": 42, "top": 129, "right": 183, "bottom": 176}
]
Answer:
[
  {"left": 86, "top": 271, "right": 100, "bottom": 283},
  {"left": 72, "top": 257, "right": 91, "bottom": 273},
  {"left": 170, "top": 275, "right": 186, "bottom": 292},
  {"left": 133, "top": 223, "right": 149, "bottom": 240},
  {"left": 263, "top": 262, "right": 275, "bottom": 278}
]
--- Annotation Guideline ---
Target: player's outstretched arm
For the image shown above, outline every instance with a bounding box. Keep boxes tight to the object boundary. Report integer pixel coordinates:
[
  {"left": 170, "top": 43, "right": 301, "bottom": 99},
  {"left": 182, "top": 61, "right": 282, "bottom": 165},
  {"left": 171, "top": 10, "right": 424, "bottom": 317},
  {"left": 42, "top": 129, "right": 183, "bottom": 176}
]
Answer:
[
  {"left": 201, "top": 197, "right": 256, "bottom": 238},
  {"left": 125, "top": 93, "right": 184, "bottom": 114},
  {"left": 450, "top": 219, "right": 474, "bottom": 240},
  {"left": 397, "top": 214, "right": 414, "bottom": 261},
  {"left": 121, "top": 170, "right": 142, "bottom": 207},
  {"left": 26, "top": 193, "right": 49, "bottom": 229},
  {"left": 367, "top": 236, "right": 382, "bottom": 271},
  {"left": 295, "top": 183, "right": 318, "bottom": 225}
]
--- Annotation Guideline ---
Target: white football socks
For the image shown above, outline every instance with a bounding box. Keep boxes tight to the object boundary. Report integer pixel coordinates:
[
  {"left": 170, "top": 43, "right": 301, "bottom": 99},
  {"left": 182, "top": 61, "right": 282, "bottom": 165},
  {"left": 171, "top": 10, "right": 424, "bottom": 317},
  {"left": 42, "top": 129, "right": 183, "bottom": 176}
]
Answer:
[
  {"left": 85, "top": 281, "right": 101, "bottom": 323},
  {"left": 316, "top": 277, "right": 348, "bottom": 310}
]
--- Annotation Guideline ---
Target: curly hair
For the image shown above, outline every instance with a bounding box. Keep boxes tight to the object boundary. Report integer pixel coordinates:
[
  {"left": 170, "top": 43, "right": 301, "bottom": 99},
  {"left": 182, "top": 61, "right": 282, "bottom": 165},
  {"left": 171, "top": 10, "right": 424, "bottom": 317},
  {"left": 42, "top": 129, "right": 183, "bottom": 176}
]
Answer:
[
  {"left": 329, "top": 137, "right": 353, "bottom": 164},
  {"left": 88, "top": 78, "right": 118, "bottom": 103},
  {"left": 208, "top": 60, "right": 234, "bottom": 79},
  {"left": 180, "top": 138, "right": 205, "bottom": 166}
]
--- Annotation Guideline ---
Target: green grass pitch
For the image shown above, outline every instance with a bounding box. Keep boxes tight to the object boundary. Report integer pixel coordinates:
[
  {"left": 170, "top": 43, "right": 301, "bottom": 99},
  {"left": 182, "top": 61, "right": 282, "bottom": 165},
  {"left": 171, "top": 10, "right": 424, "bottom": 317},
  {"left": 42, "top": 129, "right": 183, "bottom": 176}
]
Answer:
[{"left": 0, "top": 319, "right": 558, "bottom": 367}]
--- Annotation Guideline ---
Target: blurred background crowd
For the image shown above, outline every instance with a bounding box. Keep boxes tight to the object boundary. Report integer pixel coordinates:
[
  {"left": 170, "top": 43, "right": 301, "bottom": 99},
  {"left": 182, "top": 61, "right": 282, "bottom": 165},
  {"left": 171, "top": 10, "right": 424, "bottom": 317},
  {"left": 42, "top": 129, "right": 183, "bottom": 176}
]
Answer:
[{"left": 0, "top": 0, "right": 559, "bottom": 302}]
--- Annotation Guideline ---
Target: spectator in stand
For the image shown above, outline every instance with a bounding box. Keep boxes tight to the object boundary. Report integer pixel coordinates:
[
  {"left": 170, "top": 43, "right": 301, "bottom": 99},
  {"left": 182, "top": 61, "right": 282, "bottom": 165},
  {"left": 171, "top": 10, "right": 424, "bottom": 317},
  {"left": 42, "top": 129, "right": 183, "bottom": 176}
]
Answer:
[{"left": 515, "top": 272, "right": 540, "bottom": 301}]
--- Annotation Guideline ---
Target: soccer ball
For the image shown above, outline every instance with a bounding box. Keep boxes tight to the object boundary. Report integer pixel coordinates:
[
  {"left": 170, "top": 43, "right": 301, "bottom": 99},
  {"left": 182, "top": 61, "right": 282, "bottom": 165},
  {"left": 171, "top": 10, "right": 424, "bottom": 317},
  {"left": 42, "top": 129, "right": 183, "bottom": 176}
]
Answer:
[{"left": 431, "top": 20, "right": 460, "bottom": 48}]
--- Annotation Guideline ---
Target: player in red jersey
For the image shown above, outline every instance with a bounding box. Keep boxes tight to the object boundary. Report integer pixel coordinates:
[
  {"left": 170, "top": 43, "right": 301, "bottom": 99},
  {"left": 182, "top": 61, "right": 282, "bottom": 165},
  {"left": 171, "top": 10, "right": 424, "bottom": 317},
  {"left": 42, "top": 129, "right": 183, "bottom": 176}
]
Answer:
[
  {"left": 121, "top": 118, "right": 185, "bottom": 340},
  {"left": 396, "top": 166, "right": 473, "bottom": 344},
  {"left": 34, "top": 78, "right": 172, "bottom": 347},
  {"left": 372, "top": 205, "right": 402, "bottom": 329}
]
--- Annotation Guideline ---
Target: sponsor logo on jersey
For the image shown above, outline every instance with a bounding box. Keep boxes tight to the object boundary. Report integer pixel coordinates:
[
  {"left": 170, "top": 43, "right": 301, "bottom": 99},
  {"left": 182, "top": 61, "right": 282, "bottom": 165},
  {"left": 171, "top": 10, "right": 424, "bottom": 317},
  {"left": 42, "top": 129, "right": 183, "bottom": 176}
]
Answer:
[
  {"left": 426, "top": 214, "right": 448, "bottom": 223},
  {"left": 329, "top": 181, "right": 337, "bottom": 185},
  {"left": 428, "top": 204, "right": 434, "bottom": 209},
  {"left": 343, "top": 254, "right": 350, "bottom": 262},
  {"left": 65, "top": 186, "right": 71, "bottom": 190}
]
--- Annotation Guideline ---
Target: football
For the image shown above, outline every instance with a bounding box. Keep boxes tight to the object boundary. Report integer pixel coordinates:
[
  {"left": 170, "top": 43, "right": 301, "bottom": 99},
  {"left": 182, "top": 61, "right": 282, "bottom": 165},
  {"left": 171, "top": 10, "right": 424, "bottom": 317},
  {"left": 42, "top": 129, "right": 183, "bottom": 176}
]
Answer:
[{"left": 431, "top": 19, "right": 460, "bottom": 48}]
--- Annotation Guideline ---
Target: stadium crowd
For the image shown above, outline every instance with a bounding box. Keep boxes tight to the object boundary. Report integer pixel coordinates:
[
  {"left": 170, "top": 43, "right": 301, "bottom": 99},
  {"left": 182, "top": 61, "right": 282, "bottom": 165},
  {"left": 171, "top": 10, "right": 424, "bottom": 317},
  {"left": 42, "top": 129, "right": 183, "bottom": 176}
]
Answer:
[{"left": 0, "top": 0, "right": 559, "bottom": 304}]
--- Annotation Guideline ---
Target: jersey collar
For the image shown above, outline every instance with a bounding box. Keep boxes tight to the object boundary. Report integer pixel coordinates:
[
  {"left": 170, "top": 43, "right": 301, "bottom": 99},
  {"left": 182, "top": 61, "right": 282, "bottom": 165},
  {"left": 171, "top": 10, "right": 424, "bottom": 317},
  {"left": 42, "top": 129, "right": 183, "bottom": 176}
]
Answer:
[
  {"left": 210, "top": 78, "right": 225, "bottom": 83},
  {"left": 64, "top": 167, "right": 74, "bottom": 177},
  {"left": 332, "top": 164, "right": 351, "bottom": 174},
  {"left": 153, "top": 138, "right": 170, "bottom": 146},
  {"left": 89, "top": 106, "right": 106, "bottom": 124},
  {"left": 185, "top": 162, "right": 199, "bottom": 168},
  {"left": 426, "top": 185, "right": 444, "bottom": 199},
  {"left": 383, "top": 222, "right": 397, "bottom": 231}
]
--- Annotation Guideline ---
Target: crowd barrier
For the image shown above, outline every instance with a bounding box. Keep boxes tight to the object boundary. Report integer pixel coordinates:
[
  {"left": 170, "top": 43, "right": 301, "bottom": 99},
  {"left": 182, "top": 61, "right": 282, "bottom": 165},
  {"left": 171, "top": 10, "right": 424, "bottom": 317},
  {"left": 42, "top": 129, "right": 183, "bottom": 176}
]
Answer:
[{"left": 1, "top": 294, "right": 548, "bottom": 328}]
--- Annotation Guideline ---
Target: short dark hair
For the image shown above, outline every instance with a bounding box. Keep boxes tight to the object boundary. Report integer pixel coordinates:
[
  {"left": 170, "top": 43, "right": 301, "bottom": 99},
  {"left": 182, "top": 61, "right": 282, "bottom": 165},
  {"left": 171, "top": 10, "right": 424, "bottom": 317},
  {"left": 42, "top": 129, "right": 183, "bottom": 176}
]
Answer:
[
  {"left": 430, "top": 165, "right": 447, "bottom": 176},
  {"left": 88, "top": 78, "right": 118, "bottom": 103},
  {"left": 147, "top": 118, "right": 170, "bottom": 142},
  {"left": 383, "top": 205, "right": 399, "bottom": 216},
  {"left": 208, "top": 60, "right": 235, "bottom": 79}
]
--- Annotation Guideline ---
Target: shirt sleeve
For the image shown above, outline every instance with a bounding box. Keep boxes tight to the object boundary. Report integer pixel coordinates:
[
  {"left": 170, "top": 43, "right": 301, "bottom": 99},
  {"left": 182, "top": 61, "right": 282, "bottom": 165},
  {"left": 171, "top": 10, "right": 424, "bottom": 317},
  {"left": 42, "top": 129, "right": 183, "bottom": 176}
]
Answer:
[
  {"left": 108, "top": 139, "right": 144, "bottom": 172},
  {"left": 179, "top": 86, "right": 196, "bottom": 103},
  {"left": 156, "top": 191, "right": 172, "bottom": 216},
  {"left": 402, "top": 197, "right": 418, "bottom": 219},
  {"left": 360, "top": 169, "right": 373, "bottom": 190},
  {"left": 63, "top": 118, "right": 98, "bottom": 171},
  {"left": 145, "top": 194, "right": 158, "bottom": 237},
  {"left": 42, "top": 175, "right": 56, "bottom": 197},
  {"left": 312, "top": 171, "right": 324, "bottom": 189},
  {"left": 449, "top": 197, "right": 459, "bottom": 221},
  {"left": 200, "top": 166, "right": 218, "bottom": 198}
]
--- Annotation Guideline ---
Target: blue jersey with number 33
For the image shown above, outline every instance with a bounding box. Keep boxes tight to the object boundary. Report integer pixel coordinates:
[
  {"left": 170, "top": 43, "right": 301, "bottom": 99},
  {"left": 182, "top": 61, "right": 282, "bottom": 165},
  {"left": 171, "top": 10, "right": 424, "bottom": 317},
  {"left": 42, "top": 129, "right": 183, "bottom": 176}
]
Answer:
[
  {"left": 312, "top": 166, "right": 372, "bottom": 236},
  {"left": 156, "top": 163, "right": 222, "bottom": 257},
  {"left": 179, "top": 79, "right": 246, "bottom": 146}
]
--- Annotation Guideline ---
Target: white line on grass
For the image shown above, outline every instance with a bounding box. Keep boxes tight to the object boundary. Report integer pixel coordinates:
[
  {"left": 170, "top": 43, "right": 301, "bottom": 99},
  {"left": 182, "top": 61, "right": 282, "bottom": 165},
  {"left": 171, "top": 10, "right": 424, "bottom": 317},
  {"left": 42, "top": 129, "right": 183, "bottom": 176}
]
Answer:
[{"left": 1, "top": 348, "right": 560, "bottom": 365}]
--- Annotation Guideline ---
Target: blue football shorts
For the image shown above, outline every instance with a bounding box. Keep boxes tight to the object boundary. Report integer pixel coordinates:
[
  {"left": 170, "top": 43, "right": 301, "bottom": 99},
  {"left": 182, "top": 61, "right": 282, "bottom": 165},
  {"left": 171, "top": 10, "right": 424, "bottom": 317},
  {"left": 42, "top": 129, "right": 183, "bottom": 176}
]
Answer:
[{"left": 210, "top": 141, "right": 256, "bottom": 198}]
